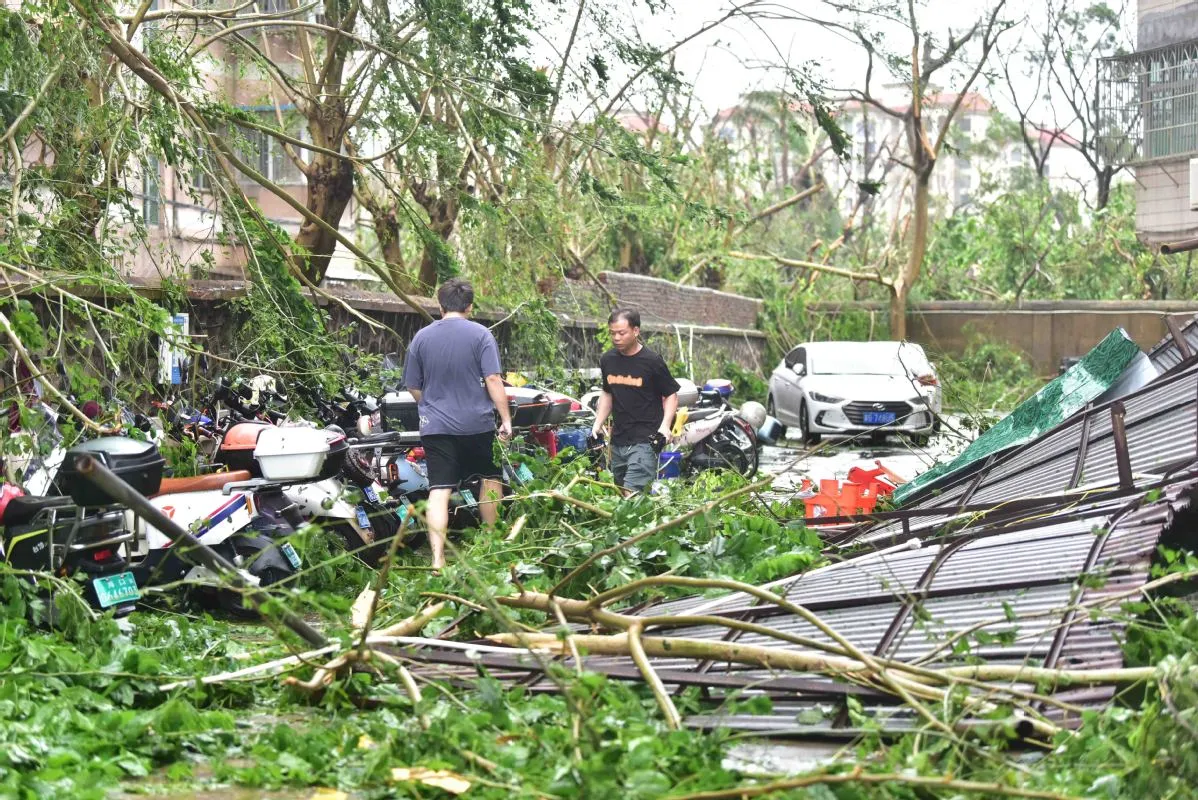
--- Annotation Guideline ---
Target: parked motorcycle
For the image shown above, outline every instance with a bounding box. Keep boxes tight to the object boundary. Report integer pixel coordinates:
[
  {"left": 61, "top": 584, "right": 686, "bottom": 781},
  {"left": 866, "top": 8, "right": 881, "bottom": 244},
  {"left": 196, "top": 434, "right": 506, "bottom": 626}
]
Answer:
[{"left": 582, "top": 378, "right": 763, "bottom": 479}]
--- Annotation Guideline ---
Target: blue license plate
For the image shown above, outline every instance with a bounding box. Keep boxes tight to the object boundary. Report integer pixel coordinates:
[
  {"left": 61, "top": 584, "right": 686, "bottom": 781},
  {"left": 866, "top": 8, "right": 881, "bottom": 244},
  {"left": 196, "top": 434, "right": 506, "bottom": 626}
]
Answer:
[
  {"left": 280, "top": 542, "right": 302, "bottom": 569},
  {"left": 863, "top": 411, "right": 896, "bottom": 425},
  {"left": 355, "top": 505, "right": 373, "bottom": 529},
  {"left": 92, "top": 572, "right": 140, "bottom": 608},
  {"left": 363, "top": 484, "right": 380, "bottom": 504}
]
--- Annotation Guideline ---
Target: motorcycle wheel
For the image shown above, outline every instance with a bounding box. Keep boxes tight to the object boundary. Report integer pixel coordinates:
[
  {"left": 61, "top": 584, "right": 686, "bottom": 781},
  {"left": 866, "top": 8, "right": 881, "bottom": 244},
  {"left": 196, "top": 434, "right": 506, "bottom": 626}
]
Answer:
[
  {"left": 201, "top": 535, "right": 295, "bottom": 618},
  {"left": 332, "top": 503, "right": 417, "bottom": 568},
  {"left": 714, "top": 422, "right": 759, "bottom": 478}
]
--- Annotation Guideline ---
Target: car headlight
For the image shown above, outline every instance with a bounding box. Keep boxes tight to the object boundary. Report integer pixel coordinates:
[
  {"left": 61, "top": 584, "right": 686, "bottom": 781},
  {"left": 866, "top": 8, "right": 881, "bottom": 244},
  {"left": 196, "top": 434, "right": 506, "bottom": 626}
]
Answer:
[{"left": 809, "top": 392, "right": 843, "bottom": 404}]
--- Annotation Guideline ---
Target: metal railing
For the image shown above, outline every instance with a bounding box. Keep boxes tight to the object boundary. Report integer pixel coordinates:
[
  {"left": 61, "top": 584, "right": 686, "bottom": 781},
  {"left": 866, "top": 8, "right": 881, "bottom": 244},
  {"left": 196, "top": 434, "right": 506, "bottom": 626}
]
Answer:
[{"left": 1098, "top": 39, "right": 1198, "bottom": 164}]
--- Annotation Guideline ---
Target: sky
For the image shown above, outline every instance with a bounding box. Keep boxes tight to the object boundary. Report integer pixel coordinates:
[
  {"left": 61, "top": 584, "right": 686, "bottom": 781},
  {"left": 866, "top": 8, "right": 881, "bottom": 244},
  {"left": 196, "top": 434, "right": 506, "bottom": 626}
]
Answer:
[{"left": 529, "top": 0, "right": 1137, "bottom": 134}]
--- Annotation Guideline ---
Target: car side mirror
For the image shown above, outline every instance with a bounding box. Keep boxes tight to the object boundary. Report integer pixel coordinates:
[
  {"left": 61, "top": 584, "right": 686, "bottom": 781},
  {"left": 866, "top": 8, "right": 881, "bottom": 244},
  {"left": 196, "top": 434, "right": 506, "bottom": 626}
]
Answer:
[{"left": 791, "top": 363, "right": 805, "bottom": 376}]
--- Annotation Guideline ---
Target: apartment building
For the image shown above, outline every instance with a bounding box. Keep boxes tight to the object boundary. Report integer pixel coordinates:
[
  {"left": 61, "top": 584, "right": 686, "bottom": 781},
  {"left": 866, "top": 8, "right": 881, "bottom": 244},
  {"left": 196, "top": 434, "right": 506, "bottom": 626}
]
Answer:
[
  {"left": 1100, "top": 0, "right": 1198, "bottom": 244},
  {"left": 4, "top": 2, "right": 373, "bottom": 283},
  {"left": 714, "top": 89, "right": 1096, "bottom": 223}
]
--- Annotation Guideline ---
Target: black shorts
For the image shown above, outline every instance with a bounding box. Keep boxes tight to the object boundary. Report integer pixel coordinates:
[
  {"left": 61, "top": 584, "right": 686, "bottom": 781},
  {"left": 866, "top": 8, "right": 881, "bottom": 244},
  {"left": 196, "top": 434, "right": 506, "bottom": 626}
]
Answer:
[{"left": 423, "top": 432, "right": 501, "bottom": 490}]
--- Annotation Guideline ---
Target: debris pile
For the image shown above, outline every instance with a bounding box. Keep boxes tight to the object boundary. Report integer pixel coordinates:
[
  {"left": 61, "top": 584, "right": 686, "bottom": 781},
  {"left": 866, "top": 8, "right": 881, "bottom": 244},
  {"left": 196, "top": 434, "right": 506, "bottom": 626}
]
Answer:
[{"left": 397, "top": 319, "right": 1198, "bottom": 740}]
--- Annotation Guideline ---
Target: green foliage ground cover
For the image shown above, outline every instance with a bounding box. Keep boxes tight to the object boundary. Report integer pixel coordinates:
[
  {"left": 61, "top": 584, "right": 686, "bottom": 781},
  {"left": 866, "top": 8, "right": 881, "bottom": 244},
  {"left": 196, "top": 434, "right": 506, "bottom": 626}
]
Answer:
[{"left": 4, "top": 448, "right": 1198, "bottom": 799}]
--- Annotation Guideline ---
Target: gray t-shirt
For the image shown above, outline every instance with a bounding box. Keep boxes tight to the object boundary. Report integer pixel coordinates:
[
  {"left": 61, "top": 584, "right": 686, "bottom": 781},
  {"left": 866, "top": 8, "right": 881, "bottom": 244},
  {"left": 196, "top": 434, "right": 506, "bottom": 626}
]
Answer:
[{"left": 402, "top": 317, "right": 503, "bottom": 436}]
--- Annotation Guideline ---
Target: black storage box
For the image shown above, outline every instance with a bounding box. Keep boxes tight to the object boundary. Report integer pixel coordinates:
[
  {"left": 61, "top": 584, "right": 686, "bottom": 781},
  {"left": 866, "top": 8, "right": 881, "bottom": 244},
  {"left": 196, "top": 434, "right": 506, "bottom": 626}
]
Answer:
[
  {"left": 542, "top": 396, "right": 572, "bottom": 425},
  {"left": 382, "top": 391, "right": 420, "bottom": 432},
  {"left": 58, "top": 436, "right": 165, "bottom": 506},
  {"left": 506, "top": 388, "right": 551, "bottom": 428},
  {"left": 318, "top": 432, "right": 348, "bottom": 481}
]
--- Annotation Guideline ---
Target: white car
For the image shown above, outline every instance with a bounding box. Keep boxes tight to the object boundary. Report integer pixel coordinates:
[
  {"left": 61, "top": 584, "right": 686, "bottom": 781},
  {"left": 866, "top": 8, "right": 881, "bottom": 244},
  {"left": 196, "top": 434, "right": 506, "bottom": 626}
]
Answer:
[{"left": 767, "top": 341, "right": 942, "bottom": 445}]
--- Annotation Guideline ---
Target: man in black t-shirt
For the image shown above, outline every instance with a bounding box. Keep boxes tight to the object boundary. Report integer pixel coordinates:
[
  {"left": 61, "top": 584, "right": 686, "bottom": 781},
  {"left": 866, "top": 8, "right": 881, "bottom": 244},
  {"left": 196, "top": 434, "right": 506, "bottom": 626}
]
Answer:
[{"left": 591, "top": 308, "right": 681, "bottom": 493}]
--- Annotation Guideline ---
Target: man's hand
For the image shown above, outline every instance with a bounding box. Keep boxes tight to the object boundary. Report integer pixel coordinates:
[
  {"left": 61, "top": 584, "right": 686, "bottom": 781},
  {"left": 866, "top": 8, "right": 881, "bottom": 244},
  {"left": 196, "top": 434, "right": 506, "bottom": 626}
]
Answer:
[{"left": 498, "top": 418, "right": 513, "bottom": 441}]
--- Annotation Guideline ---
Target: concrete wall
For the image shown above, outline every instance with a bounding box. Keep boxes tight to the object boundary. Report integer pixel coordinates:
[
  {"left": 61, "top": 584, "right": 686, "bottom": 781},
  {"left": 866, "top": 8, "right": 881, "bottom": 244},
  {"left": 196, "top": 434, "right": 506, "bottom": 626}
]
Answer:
[{"left": 1134, "top": 160, "right": 1198, "bottom": 242}]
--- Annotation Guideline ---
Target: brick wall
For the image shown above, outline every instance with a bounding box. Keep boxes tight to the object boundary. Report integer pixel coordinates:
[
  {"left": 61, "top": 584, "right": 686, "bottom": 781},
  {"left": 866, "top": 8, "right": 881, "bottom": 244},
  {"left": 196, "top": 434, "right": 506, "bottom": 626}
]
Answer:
[{"left": 552, "top": 272, "right": 763, "bottom": 331}]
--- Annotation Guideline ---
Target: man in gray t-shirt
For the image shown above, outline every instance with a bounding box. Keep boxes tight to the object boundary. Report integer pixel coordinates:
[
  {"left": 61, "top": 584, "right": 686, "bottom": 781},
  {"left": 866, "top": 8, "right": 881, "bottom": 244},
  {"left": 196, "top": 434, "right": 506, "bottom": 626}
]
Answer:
[{"left": 403, "top": 278, "right": 513, "bottom": 570}]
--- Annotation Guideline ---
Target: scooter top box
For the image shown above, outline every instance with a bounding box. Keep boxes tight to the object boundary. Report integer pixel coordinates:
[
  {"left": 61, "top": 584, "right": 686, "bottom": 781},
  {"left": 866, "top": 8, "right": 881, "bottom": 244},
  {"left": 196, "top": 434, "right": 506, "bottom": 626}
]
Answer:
[
  {"left": 317, "top": 429, "right": 348, "bottom": 481},
  {"left": 505, "top": 387, "right": 551, "bottom": 427},
  {"left": 214, "top": 421, "right": 273, "bottom": 474},
  {"left": 675, "top": 378, "right": 700, "bottom": 408},
  {"left": 381, "top": 390, "right": 420, "bottom": 432},
  {"left": 58, "top": 436, "right": 165, "bottom": 506},
  {"left": 254, "top": 426, "right": 331, "bottom": 482},
  {"left": 541, "top": 391, "right": 574, "bottom": 426}
]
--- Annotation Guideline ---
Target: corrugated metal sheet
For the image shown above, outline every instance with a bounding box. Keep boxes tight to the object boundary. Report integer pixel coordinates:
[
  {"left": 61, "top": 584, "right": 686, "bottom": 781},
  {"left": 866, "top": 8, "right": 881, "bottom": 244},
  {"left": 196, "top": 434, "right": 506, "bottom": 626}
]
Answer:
[
  {"left": 1147, "top": 313, "right": 1198, "bottom": 373},
  {"left": 400, "top": 475, "right": 1196, "bottom": 737},
  {"left": 397, "top": 362, "right": 1198, "bottom": 738}
]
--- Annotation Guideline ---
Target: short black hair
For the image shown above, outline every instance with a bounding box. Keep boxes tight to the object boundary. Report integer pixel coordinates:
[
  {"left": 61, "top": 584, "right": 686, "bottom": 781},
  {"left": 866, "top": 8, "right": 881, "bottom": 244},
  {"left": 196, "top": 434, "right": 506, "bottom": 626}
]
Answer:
[
  {"left": 608, "top": 308, "right": 640, "bottom": 328},
  {"left": 437, "top": 278, "right": 474, "bottom": 313}
]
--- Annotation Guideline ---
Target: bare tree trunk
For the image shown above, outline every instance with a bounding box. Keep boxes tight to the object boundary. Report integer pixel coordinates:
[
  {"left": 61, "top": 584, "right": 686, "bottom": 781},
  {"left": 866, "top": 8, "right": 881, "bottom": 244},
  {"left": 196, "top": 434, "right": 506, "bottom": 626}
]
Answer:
[
  {"left": 892, "top": 172, "right": 931, "bottom": 339},
  {"left": 295, "top": 135, "right": 354, "bottom": 285},
  {"left": 1095, "top": 166, "right": 1112, "bottom": 211},
  {"left": 417, "top": 198, "right": 458, "bottom": 290}
]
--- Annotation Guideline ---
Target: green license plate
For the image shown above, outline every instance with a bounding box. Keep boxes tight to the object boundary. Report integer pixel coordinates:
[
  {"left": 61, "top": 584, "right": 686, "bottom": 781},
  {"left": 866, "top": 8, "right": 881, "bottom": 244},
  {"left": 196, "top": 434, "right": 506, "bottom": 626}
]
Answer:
[
  {"left": 515, "top": 463, "right": 534, "bottom": 483},
  {"left": 92, "top": 572, "right": 140, "bottom": 609},
  {"left": 280, "top": 542, "right": 302, "bottom": 570},
  {"left": 459, "top": 489, "right": 478, "bottom": 508}
]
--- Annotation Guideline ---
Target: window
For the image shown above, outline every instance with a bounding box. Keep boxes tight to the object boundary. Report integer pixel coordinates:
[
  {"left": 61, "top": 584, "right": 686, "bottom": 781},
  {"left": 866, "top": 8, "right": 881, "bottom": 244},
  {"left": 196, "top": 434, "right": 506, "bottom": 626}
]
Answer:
[
  {"left": 958, "top": 116, "right": 972, "bottom": 133},
  {"left": 190, "top": 140, "right": 215, "bottom": 193},
  {"left": 1099, "top": 41, "right": 1198, "bottom": 162},
  {"left": 236, "top": 115, "right": 306, "bottom": 186},
  {"left": 143, "top": 158, "right": 161, "bottom": 226}
]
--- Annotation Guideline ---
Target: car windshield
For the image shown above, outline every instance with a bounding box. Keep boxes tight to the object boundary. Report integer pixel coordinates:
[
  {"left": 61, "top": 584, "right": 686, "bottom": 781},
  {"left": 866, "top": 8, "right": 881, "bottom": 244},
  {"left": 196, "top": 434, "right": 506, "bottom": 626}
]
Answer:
[{"left": 809, "top": 344, "right": 924, "bottom": 376}]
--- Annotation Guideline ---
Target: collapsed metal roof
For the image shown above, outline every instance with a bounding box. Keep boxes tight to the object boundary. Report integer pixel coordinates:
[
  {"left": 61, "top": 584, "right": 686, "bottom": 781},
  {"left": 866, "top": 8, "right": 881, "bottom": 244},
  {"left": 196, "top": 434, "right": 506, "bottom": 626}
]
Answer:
[
  {"left": 400, "top": 326, "right": 1198, "bottom": 738},
  {"left": 1147, "top": 313, "right": 1198, "bottom": 374}
]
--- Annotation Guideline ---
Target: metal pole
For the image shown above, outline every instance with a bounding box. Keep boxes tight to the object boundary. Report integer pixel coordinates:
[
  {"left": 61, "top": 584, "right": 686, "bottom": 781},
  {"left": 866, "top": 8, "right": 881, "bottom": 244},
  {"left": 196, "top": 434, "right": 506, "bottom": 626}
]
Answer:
[
  {"left": 75, "top": 455, "right": 328, "bottom": 648},
  {"left": 1160, "top": 237, "right": 1198, "bottom": 255}
]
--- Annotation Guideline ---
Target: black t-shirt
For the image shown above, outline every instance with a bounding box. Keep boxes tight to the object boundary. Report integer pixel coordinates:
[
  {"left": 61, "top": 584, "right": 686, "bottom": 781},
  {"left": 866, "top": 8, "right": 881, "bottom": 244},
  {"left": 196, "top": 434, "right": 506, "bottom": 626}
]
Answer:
[{"left": 600, "top": 346, "right": 681, "bottom": 445}]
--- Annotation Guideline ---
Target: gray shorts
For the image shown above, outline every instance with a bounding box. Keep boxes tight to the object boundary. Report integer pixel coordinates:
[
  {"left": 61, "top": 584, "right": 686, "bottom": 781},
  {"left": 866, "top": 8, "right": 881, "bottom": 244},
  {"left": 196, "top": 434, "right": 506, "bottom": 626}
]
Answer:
[{"left": 611, "top": 442, "right": 657, "bottom": 492}]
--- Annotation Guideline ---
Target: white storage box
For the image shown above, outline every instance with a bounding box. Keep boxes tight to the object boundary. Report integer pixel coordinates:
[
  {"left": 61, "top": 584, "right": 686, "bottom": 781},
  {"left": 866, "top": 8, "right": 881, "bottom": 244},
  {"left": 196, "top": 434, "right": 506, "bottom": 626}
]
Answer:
[
  {"left": 254, "top": 427, "right": 330, "bottom": 481},
  {"left": 675, "top": 378, "right": 699, "bottom": 409}
]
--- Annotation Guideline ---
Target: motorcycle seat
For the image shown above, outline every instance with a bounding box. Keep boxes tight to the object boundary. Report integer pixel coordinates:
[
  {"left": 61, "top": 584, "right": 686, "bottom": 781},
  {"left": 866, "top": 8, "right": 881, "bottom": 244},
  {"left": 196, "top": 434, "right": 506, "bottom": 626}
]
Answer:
[
  {"left": 154, "top": 470, "right": 253, "bottom": 497},
  {"left": 2, "top": 495, "right": 73, "bottom": 527},
  {"left": 686, "top": 407, "right": 722, "bottom": 422}
]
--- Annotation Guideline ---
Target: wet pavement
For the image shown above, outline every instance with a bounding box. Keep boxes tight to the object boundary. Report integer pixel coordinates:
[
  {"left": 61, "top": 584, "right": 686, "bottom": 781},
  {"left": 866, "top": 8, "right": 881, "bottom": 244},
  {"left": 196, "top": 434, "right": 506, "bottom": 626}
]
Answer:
[{"left": 758, "top": 422, "right": 974, "bottom": 499}]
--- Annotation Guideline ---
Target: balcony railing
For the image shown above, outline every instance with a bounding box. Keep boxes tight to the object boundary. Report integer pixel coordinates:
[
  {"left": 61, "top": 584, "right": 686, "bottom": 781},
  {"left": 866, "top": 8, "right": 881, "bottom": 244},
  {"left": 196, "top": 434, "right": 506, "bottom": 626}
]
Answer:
[{"left": 1098, "top": 39, "right": 1198, "bottom": 164}]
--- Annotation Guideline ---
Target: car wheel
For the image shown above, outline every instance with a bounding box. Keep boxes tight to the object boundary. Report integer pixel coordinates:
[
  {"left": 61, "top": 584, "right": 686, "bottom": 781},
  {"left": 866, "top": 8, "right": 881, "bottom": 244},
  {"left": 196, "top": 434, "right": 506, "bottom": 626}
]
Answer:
[
  {"left": 799, "top": 401, "right": 821, "bottom": 446},
  {"left": 766, "top": 396, "right": 788, "bottom": 438}
]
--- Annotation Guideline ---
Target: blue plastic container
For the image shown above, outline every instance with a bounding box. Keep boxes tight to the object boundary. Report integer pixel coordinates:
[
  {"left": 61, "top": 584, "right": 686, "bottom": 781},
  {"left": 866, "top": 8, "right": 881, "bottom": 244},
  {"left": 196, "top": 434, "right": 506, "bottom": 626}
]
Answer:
[
  {"left": 555, "top": 427, "right": 589, "bottom": 455},
  {"left": 658, "top": 450, "right": 683, "bottom": 479}
]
